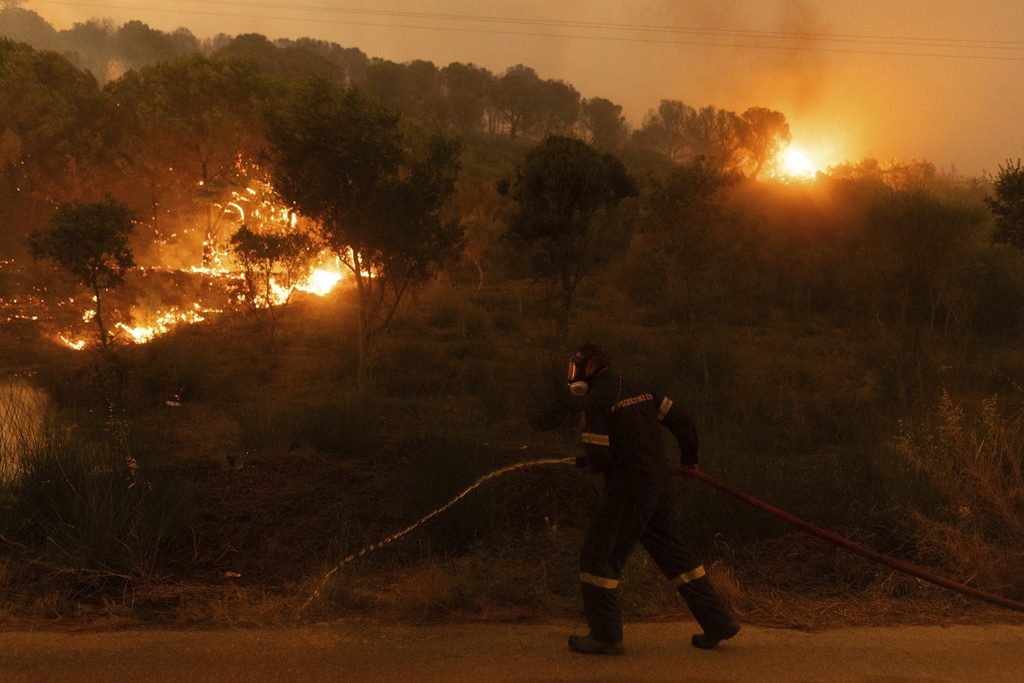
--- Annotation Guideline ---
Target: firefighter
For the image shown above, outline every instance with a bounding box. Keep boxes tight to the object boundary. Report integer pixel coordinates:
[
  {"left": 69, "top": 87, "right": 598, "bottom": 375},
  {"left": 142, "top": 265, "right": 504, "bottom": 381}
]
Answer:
[{"left": 567, "top": 343, "right": 740, "bottom": 655}]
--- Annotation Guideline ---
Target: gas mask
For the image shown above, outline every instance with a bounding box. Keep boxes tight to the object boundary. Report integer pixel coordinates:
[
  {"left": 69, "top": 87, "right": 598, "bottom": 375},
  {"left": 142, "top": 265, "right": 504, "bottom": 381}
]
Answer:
[{"left": 568, "top": 355, "right": 591, "bottom": 396}]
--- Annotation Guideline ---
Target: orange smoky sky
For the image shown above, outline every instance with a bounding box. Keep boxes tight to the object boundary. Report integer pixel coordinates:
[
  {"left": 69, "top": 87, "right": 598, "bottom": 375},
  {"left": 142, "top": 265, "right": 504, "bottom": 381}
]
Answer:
[{"left": 25, "top": 0, "right": 1024, "bottom": 175}]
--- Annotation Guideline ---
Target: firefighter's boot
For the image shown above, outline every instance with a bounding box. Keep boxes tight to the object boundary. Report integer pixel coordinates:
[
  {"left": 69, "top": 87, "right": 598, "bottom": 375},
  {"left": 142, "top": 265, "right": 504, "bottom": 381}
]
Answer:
[
  {"left": 691, "top": 622, "right": 741, "bottom": 650},
  {"left": 675, "top": 573, "right": 740, "bottom": 649},
  {"left": 568, "top": 634, "right": 625, "bottom": 656}
]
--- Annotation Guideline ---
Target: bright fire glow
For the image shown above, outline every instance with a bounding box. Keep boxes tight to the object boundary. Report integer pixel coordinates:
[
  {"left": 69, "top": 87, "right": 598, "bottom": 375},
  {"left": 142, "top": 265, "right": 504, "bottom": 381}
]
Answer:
[
  {"left": 47, "top": 169, "right": 354, "bottom": 351},
  {"left": 783, "top": 149, "right": 817, "bottom": 179},
  {"left": 113, "top": 305, "right": 214, "bottom": 344},
  {"left": 296, "top": 268, "right": 343, "bottom": 296}
]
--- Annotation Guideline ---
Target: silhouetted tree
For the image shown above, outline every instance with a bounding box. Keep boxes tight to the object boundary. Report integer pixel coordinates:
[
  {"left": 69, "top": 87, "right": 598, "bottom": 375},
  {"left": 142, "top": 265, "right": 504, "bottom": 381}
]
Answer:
[
  {"left": 634, "top": 101, "right": 748, "bottom": 173},
  {"left": 215, "top": 33, "right": 341, "bottom": 86},
  {"left": 0, "top": 6, "right": 58, "bottom": 53},
  {"left": 229, "top": 224, "right": 316, "bottom": 341},
  {"left": 113, "top": 20, "right": 181, "bottom": 68},
  {"left": 267, "top": 80, "right": 462, "bottom": 389},
  {"left": 442, "top": 62, "right": 493, "bottom": 132},
  {"left": 633, "top": 100, "right": 694, "bottom": 162},
  {"left": 581, "top": 97, "right": 627, "bottom": 151},
  {"left": 739, "top": 107, "right": 790, "bottom": 179},
  {"left": 27, "top": 198, "right": 134, "bottom": 348},
  {"left": 539, "top": 79, "right": 580, "bottom": 136},
  {"left": 503, "top": 136, "right": 635, "bottom": 335},
  {"left": 869, "top": 189, "right": 984, "bottom": 333},
  {"left": 361, "top": 58, "right": 408, "bottom": 114},
  {"left": 403, "top": 59, "right": 445, "bottom": 124},
  {"left": 988, "top": 159, "right": 1024, "bottom": 249},
  {"left": 634, "top": 159, "right": 740, "bottom": 322},
  {"left": 496, "top": 64, "right": 543, "bottom": 139}
]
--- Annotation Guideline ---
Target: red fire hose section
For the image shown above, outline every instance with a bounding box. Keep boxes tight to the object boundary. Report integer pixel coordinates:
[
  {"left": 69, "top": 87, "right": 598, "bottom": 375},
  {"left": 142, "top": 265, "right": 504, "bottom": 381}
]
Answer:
[{"left": 671, "top": 466, "right": 1024, "bottom": 614}]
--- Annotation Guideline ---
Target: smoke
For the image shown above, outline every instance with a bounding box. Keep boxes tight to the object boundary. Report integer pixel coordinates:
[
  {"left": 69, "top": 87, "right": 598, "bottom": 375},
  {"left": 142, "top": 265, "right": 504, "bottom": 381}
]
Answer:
[{"left": 683, "top": 0, "right": 830, "bottom": 112}]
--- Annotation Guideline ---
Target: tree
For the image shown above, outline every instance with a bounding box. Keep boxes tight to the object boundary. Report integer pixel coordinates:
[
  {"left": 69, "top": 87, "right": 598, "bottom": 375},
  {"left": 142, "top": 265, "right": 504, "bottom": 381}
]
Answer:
[
  {"left": 868, "top": 188, "right": 984, "bottom": 334},
  {"left": 633, "top": 100, "right": 694, "bottom": 162},
  {"left": 0, "top": 39, "right": 119, "bottom": 250},
  {"left": 495, "top": 64, "right": 543, "bottom": 139},
  {"left": 634, "top": 159, "right": 740, "bottom": 322},
  {"left": 215, "top": 33, "right": 341, "bottom": 87},
  {"left": 739, "top": 107, "right": 790, "bottom": 179},
  {"left": 107, "top": 53, "right": 266, "bottom": 264},
  {"left": 685, "top": 106, "right": 746, "bottom": 173},
  {"left": 229, "top": 224, "right": 316, "bottom": 342},
  {"left": 442, "top": 62, "right": 494, "bottom": 133},
  {"left": 634, "top": 101, "right": 758, "bottom": 174},
  {"left": 112, "top": 20, "right": 181, "bottom": 70},
  {"left": 27, "top": 198, "right": 134, "bottom": 348},
  {"left": 581, "top": 97, "right": 627, "bottom": 151},
  {"left": 538, "top": 79, "right": 580, "bottom": 136},
  {"left": 503, "top": 136, "right": 635, "bottom": 336},
  {"left": 267, "top": 80, "right": 462, "bottom": 389},
  {"left": 988, "top": 159, "right": 1024, "bottom": 249}
]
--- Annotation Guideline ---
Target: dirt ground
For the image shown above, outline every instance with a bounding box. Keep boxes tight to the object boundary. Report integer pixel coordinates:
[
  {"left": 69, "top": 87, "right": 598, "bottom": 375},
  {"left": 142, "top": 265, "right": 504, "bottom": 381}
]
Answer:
[{"left": 2, "top": 621, "right": 1024, "bottom": 682}]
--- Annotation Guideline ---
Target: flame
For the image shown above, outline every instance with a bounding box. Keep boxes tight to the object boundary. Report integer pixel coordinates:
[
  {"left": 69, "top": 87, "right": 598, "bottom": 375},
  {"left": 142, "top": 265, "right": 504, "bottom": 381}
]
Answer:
[
  {"left": 296, "top": 267, "right": 343, "bottom": 296},
  {"left": 113, "top": 305, "right": 217, "bottom": 344},
  {"left": 781, "top": 148, "right": 817, "bottom": 180},
  {"left": 30, "top": 169, "right": 357, "bottom": 351},
  {"left": 59, "top": 335, "right": 87, "bottom": 350}
]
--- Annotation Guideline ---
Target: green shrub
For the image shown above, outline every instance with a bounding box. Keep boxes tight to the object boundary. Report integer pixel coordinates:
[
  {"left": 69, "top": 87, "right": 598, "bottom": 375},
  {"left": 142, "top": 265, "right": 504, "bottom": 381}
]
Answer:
[{"left": 3, "top": 427, "right": 190, "bottom": 580}]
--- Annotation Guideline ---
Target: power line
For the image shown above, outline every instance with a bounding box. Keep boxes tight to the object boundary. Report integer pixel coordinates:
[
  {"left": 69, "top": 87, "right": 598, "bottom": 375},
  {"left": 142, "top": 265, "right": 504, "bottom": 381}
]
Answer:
[
  {"left": 176, "top": 0, "right": 1024, "bottom": 50},
  {"left": 22, "top": 0, "right": 1024, "bottom": 63}
]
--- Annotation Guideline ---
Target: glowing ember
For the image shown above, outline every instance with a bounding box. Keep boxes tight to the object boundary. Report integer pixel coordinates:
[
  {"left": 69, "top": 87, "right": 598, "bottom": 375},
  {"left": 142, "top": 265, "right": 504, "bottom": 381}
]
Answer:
[{"left": 58, "top": 335, "right": 87, "bottom": 350}]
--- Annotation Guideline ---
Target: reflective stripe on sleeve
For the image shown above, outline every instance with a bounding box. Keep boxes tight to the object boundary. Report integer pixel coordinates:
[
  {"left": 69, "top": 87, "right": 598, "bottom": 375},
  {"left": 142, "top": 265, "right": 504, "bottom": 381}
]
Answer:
[
  {"left": 671, "top": 565, "right": 706, "bottom": 586},
  {"left": 657, "top": 397, "right": 673, "bottom": 422},
  {"left": 580, "top": 572, "right": 620, "bottom": 589},
  {"left": 580, "top": 432, "right": 610, "bottom": 447}
]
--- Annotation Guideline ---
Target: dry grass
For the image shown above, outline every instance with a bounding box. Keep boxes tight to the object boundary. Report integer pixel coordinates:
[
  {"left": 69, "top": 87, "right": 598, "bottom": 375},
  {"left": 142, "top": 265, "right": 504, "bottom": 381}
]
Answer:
[{"left": 895, "top": 392, "right": 1024, "bottom": 597}]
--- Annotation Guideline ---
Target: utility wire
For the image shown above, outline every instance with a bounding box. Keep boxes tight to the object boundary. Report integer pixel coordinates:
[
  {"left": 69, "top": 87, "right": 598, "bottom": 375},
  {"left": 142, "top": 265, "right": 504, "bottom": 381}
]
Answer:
[
  {"left": 24, "top": 0, "right": 1024, "bottom": 63},
  {"left": 108, "top": 1, "right": 1024, "bottom": 50}
]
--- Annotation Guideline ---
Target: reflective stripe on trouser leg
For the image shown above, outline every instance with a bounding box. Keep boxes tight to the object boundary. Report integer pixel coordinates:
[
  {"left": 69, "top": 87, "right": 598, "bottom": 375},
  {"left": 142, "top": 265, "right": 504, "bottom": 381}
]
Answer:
[
  {"left": 677, "top": 576, "right": 734, "bottom": 634},
  {"left": 580, "top": 572, "right": 620, "bottom": 590},
  {"left": 671, "top": 565, "right": 706, "bottom": 586},
  {"left": 581, "top": 582, "right": 622, "bottom": 643}
]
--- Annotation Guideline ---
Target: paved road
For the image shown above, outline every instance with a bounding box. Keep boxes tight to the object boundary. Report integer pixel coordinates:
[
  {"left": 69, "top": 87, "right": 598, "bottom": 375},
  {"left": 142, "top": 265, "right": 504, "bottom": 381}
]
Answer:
[{"left": 2, "top": 621, "right": 1023, "bottom": 682}]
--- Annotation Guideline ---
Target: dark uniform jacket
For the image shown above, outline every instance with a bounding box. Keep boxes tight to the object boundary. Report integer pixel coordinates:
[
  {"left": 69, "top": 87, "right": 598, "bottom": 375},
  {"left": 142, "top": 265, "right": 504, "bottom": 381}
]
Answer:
[{"left": 579, "top": 371, "right": 698, "bottom": 486}]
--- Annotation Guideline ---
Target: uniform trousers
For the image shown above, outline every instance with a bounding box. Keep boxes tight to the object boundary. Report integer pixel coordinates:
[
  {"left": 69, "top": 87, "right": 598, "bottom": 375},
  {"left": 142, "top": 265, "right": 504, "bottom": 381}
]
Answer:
[{"left": 579, "top": 479, "right": 735, "bottom": 643}]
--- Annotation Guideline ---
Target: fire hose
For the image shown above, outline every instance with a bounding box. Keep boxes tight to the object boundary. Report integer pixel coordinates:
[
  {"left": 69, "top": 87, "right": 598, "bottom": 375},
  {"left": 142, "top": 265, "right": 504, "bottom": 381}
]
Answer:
[
  {"left": 298, "top": 458, "right": 1024, "bottom": 615},
  {"left": 672, "top": 465, "right": 1024, "bottom": 613}
]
